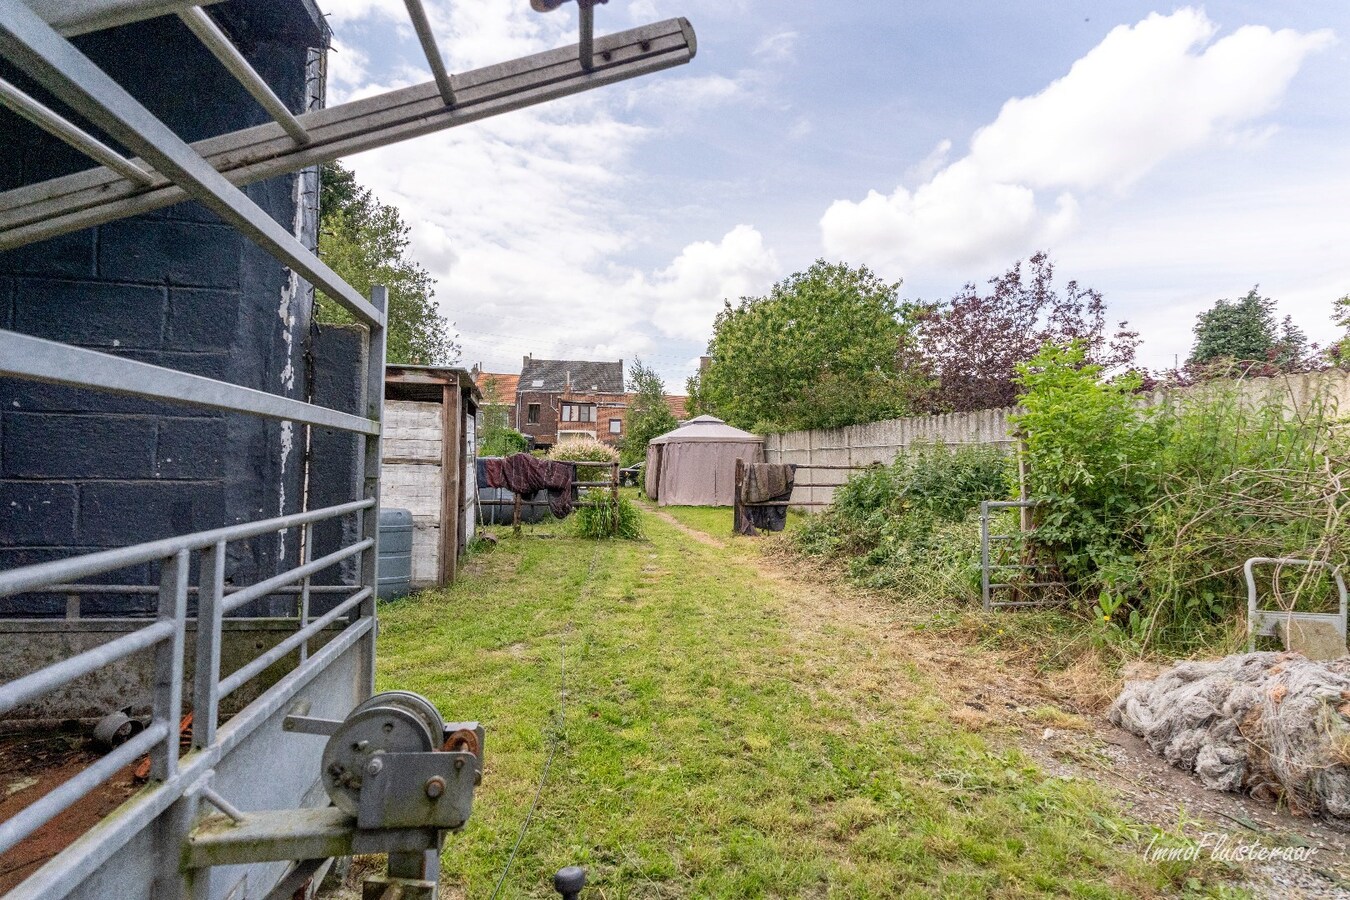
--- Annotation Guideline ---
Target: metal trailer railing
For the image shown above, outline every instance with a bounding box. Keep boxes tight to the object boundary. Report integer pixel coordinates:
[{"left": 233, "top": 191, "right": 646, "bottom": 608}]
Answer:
[
  {"left": 0, "top": 2, "right": 695, "bottom": 896},
  {"left": 979, "top": 500, "right": 1065, "bottom": 611},
  {"left": 0, "top": 276, "right": 386, "bottom": 897},
  {"left": 1245, "top": 557, "right": 1349, "bottom": 652}
]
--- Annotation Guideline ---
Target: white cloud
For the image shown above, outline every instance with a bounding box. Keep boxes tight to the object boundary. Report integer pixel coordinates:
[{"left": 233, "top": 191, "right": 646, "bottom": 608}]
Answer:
[
  {"left": 820, "top": 8, "right": 1334, "bottom": 277},
  {"left": 635, "top": 225, "right": 779, "bottom": 342},
  {"left": 625, "top": 73, "right": 746, "bottom": 114},
  {"left": 324, "top": 38, "right": 370, "bottom": 94},
  {"left": 318, "top": 0, "right": 405, "bottom": 26},
  {"left": 752, "top": 29, "right": 798, "bottom": 64}
]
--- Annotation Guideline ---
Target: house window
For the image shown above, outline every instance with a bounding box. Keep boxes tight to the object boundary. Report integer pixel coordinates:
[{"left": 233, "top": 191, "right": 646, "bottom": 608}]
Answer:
[
  {"left": 526, "top": 403, "right": 540, "bottom": 425},
  {"left": 561, "top": 403, "right": 596, "bottom": 423},
  {"left": 609, "top": 418, "right": 622, "bottom": 434}
]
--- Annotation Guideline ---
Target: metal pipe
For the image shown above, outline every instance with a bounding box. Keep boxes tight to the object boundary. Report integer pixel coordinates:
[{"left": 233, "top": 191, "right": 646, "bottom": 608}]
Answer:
[
  {"left": 0, "top": 498, "right": 372, "bottom": 599},
  {"left": 0, "top": 77, "right": 153, "bottom": 184},
  {"left": 218, "top": 588, "right": 370, "bottom": 699},
  {"left": 222, "top": 539, "right": 372, "bottom": 614},
  {"left": 578, "top": 1, "right": 594, "bottom": 70},
  {"left": 1, "top": 331, "right": 377, "bottom": 435},
  {"left": 31, "top": 583, "right": 357, "bottom": 594},
  {"left": 177, "top": 7, "right": 309, "bottom": 144},
  {"left": 0, "top": 620, "right": 175, "bottom": 716},
  {"left": 199, "top": 786, "right": 248, "bottom": 824},
  {"left": 30, "top": 0, "right": 224, "bottom": 38},
  {"left": 0, "top": 722, "right": 169, "bottom": 857},
  {"left": 357, "top": 286, "right": 387, "bottom": 698},
  {"left": 298, "top": 521, "right": 313, "bottom": 663},
  {"left": 150, "top": 550, "right": 189, "bottom": 782},
  {"left": 402, "top": 0, "right": 455, "bottom": 105},
  {"left": 192, "top": 542, "right": 226, "bottom": 751}
]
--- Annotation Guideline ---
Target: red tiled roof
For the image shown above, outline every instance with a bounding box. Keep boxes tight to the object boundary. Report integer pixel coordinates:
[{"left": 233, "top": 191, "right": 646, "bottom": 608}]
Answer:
[
  {"left": 477, "top": 372, "right": 519, "bottom": 403},
  {"left": 666, "top": 395, "right": 688, "bottom": 421}
]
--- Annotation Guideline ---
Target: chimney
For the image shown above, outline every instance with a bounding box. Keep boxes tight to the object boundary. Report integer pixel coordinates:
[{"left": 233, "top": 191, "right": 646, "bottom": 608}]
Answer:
[
  {"left": 699, "top": 355, "right": 712, "bottom": 373},
  {"left": 523, "top": 354, "right": 531, "bottom": 367}
]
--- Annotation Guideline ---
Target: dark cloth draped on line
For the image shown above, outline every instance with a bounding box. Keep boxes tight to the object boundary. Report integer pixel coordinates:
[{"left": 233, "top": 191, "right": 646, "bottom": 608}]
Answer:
[
  {"left": 481, "top": 453, "right": 577, "bottom": 518},
  {"left": 735, "top": 463, "right": 797, "bottom": 535}
]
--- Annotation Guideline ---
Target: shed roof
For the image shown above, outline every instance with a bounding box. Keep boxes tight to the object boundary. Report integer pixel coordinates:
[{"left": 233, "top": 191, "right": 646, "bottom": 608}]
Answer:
[
  {"left": 649, "top": 414, "right": 762, "bottom": 445},
  {"left": 385, "top": 365, "right": 482, "bottom": 404},
  {"left": 521, "top": 358, "right": 624, "bottom": 393}
]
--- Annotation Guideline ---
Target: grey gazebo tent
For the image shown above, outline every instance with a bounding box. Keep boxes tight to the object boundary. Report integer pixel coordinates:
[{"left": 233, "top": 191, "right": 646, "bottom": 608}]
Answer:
[{"left": 645, "top": 415, "right": 764, "bottom": 506}]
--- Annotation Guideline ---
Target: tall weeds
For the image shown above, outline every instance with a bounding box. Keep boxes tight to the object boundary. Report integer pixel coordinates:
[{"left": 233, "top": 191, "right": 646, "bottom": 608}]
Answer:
[
  {"left": 797, "top": 345, "right": 1350, "bottom": 660},
  {"left": 796, "top": 443, "right": 1010, "bottom": 601},
  {"left": 1015, "top": 344, "right": 1350, "bottom": 655}
]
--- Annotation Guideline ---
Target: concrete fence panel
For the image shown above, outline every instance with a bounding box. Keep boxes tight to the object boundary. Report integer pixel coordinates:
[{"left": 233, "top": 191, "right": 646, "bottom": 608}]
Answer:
[{"left": 763, "top": 369, "right": 1350, "bottom": 510}]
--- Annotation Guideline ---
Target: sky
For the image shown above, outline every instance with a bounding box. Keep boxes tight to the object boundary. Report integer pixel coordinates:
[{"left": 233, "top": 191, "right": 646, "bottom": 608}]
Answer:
[{"left": 319, "top": 0, "right": 1350, "bottom": 386}]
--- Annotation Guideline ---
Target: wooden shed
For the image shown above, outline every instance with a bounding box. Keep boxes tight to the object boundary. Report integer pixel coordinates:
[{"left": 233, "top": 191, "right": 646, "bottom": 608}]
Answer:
[{"left": 382, "top": 366, "right": 481, "bottom": 587}]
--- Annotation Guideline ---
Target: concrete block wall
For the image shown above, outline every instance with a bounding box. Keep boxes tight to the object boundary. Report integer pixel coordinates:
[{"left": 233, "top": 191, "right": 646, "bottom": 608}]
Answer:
[{"left": 0, "top": 3, "right": 328, "bottom": 617}]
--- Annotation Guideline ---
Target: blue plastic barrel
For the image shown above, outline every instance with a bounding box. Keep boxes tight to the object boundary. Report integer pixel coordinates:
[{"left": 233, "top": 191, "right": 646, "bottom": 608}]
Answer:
[{"left": 377, "top": 508, "right": 414, "bottom": 600}]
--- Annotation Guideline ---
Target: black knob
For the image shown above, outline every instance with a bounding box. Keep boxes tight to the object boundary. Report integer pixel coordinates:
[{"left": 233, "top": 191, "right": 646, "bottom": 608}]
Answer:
[{"left": 553, "top": 865, "right": 586, "bottom": 900}]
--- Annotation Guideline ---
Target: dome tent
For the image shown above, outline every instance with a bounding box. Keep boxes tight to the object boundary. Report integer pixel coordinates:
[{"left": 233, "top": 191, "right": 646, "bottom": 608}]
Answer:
[{"left": 644, "top": 415, "right": 764, "bottom": 506}]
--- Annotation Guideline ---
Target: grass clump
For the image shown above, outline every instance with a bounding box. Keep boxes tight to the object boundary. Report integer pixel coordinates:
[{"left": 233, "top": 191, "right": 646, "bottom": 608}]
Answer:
[{"left": 574, "top": 489, "right": 642, "bottom": 539}]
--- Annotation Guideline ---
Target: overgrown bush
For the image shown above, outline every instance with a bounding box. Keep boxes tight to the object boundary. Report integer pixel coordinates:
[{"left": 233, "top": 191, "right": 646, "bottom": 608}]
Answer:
[
  {"left": 574, "top": 490, "right": 643, "bottom": 540},
  {"left": 1015, "top": 342, "right": 1350, "bottom": 654},
  {"left": 796, "top": 443, "right": 1011, "bottom": 601},
  {"left": 1013, "top": 343, "right": 1162, "bottom": 601},
  {"left": 479, "top": 427, "right": 528, "bottom": 457},
  {"left": 794, "top": 343, "right": 1350, "bottom": 660},
  {"left": 547, "top": 437, "right": 619, "bottom": 481}
]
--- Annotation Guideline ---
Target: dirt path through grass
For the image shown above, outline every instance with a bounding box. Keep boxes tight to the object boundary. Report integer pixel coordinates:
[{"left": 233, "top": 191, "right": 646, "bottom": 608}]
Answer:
[{"left": 371, "top": 506, "right": 1239, "bottom": 898}]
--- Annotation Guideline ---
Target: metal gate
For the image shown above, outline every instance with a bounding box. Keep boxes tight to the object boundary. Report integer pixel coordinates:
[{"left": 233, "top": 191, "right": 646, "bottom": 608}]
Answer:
[
  {"left": 0, "top": 2, "right": 695, "bottom": 897},
  {"left": 979, "top": 499, "right": 1065, "bottom": 611}
]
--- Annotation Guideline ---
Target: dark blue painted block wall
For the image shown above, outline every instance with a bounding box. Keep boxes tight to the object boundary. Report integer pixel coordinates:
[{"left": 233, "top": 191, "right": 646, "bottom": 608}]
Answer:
[{"left": 0, "top": 2, "right": 332, "bottom": 617}]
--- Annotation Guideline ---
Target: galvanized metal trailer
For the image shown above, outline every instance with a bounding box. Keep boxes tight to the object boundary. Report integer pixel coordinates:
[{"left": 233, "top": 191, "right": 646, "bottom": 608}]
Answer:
[{"left": 0, "top": 2, "right": 694, "bottom": 897}]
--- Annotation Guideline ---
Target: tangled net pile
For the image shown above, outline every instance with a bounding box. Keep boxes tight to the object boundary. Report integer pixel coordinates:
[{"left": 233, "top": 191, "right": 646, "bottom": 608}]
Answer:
[{"left": 1109, "top": 652, "right": 1350, "bottom": 818}]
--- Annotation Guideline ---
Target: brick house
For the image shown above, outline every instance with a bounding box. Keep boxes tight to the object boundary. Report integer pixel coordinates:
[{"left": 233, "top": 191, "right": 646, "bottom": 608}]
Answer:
[
  {"left": 513, "top": 357, "right": 626, "bottom": 450},
  {"left": 473, "top": 358, "right": 688, "bottom": 451}
]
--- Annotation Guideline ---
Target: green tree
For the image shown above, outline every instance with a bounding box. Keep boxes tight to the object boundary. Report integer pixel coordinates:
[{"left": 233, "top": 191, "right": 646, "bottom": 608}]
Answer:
[
  {"left": 1274, "top": 314, "right": 1309, "bottom": 369},
  {"left": 1187, "top": 287, "right": 1280, "bottom": 368},
  {"left": 1330, "top": 294, "right": 1350, "bottom": 368},
  {"left": 621, "top": 358, "right": 678, "bottom": 466},
  {"left": 317, "top": 163, "right": 458, "bottom": 365},
  {"left": 692, "top": 260, "right": 929, "bottom": 432},
  {"left": 477, "top": 375, "right": 527, "bottom": 456},
  {"left": 684, "top": 371, "right": 714, "bottom": 417}
]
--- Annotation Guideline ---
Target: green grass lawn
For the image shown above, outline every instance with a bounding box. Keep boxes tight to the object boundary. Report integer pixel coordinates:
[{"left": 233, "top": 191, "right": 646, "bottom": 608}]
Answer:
[
  {"left": 655, "top": 504, "right": 809, "bottom": 539},
  {"left": 374, "top": 508, "right": 1223, "bottom": 898}
]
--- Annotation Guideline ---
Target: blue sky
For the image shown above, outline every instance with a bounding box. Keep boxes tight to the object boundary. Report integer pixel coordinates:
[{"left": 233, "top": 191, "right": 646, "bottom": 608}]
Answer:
[{"left": 322, "top": 0, "right": 1350, "bottom": 384}]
